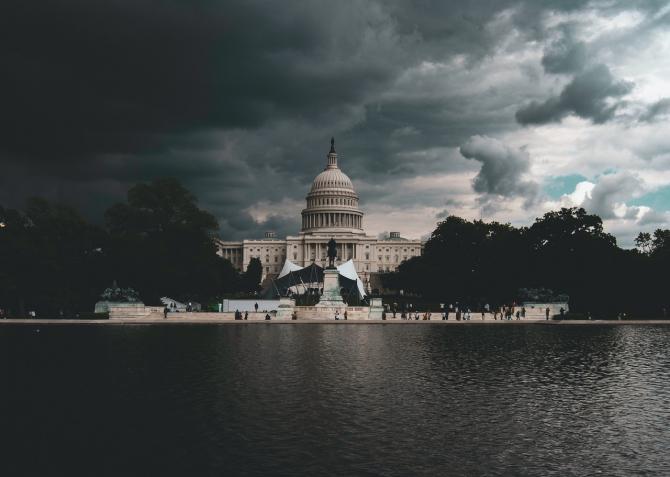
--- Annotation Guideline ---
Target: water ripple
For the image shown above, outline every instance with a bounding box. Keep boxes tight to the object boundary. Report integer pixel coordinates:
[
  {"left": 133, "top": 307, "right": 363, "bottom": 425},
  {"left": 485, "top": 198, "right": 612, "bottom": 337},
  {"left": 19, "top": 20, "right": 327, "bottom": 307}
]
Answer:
[{"left": 1, "top": 324, "right": 669, "bottom": 476}]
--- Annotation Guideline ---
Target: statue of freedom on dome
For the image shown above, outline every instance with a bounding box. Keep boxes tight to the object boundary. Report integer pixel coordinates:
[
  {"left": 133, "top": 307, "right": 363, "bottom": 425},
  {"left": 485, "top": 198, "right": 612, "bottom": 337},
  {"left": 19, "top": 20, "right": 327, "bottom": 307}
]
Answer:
[{"left": 327, "top": 237, "right": 337, "bottom": 269}]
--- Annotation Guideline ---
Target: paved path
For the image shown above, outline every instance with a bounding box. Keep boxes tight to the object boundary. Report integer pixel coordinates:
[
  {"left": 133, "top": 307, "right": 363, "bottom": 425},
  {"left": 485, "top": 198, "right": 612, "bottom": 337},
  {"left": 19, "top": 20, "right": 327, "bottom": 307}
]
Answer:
[{"left": 1, "top": 319, "right": 669, "bottom": 325}]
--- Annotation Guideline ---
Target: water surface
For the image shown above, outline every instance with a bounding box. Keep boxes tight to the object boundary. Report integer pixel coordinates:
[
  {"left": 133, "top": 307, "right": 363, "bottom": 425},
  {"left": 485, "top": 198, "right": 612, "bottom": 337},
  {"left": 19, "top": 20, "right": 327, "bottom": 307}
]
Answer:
[{"left": 2, "top": 324, "right": 669, "bottom": 476}]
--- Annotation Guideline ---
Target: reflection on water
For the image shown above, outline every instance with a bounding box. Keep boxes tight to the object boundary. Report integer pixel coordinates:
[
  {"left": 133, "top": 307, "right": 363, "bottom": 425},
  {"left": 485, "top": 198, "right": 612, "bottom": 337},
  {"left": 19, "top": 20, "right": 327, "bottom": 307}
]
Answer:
[{"left": 2, "top": 324, "right": 669, "bottom": 476}]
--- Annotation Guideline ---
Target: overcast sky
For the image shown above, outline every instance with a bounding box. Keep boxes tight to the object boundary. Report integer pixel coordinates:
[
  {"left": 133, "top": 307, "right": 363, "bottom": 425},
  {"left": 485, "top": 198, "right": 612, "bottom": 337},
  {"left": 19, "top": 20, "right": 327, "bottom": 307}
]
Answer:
[{"left": 2, "top": 1, "right": 669, "bottom": 246}]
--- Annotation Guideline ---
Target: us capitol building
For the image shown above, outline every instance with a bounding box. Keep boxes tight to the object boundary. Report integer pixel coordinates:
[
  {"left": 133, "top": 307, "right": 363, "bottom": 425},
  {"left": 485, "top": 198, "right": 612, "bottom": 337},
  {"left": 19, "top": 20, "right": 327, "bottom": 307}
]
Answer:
[{"left": 216, "top": 139, "right": 423, "bottom": 288}]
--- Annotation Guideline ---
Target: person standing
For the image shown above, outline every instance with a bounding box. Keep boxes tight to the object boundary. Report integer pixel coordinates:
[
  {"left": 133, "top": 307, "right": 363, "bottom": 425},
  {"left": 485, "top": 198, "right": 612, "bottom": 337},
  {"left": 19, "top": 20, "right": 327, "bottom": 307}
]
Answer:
[
  {"left": 163, "top": 306, "right": 169, "bottom": 319},
  {"left": 545, "top": 307, "right": 550, "bottom": 320},
  {"left": 254, "top": 302, "right": 259, "bottom": 312},
  {"left": 244, "top": 311, "right": 248, "bottom": 320},
  {"left": 521, "top": 307, "right": 526, "bottom": 319},
  {"left": 344, "top": 310, "right": 348, "bottom": 320}
]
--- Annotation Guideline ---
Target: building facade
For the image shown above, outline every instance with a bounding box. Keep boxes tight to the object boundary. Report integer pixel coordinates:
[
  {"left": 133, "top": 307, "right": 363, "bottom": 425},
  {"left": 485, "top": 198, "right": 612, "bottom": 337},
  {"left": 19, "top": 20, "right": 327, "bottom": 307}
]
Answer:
[{"left": 216, "top": 139, "right": 423, "bottom": 287}]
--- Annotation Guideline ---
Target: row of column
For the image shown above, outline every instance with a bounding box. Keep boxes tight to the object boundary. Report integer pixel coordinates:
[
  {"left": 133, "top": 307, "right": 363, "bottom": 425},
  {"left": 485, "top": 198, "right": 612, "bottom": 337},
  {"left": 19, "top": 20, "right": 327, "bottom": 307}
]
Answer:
[
  {"left": 304, "top": 242, "right": 357, "bottom": 261},
  {"left": 302, "top": 212, "right": 361, "bottom": 229}
]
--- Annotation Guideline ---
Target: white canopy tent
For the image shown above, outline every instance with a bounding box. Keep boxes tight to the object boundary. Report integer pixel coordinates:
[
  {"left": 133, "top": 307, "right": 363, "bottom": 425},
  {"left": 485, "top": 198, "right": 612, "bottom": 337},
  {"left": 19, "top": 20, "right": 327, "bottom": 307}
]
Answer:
[
  {"left": 277, "top": 259, "right": 303, "bottom": 278},
  {"left": 276, "top": 259, "right": 366, "bottom": 298},
  {"left": 336, "top": 259, "right": 367, "bottom": 298}
]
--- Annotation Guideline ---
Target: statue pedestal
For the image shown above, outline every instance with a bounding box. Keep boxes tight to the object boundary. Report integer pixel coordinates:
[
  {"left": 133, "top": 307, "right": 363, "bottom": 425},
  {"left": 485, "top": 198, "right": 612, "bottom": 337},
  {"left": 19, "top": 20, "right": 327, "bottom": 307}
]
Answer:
[
  {"left": 275, "top": 297, "right": 295, "bottom": 320},
  {"left": 316, "top": 268, "right": 345, "bottom": 307},
  {"left": 368, "top": 297, "right": 384, "bottom": 320}
]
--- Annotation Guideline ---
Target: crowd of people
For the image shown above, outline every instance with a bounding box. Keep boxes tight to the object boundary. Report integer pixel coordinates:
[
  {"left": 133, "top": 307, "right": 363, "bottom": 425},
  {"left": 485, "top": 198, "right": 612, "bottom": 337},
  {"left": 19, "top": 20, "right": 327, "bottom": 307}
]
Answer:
[{"left": 382, "top": 302, "right": 560, "bottom": 321}]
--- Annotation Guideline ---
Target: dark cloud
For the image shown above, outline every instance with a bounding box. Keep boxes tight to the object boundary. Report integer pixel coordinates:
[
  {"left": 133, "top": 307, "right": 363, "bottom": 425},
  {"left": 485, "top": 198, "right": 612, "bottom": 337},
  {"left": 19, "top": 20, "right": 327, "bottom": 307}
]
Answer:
[
  {"left": 640, "top": 98, "right": 670, "bottom": 122},
  {"left": 516, "top": 64, "right": 633, "bottom": 125},
  {"left": 0, "top": 0, "right": 668, "bottom": 241},
  {"left": 541, "top": 28, "right": 588, "bottom": 74},
  {"left": 459, "top": 135, "right": 539, "bottom": 204},
  {"left": 0, "top": 0, "right": 404, "bottom": 159}
]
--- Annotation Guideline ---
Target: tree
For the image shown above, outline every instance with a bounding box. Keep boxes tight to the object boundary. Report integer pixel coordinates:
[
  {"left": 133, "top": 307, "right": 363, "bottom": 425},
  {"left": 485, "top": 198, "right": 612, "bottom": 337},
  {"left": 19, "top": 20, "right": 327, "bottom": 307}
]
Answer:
[
  {"left": 635, "top": 232, "right": 653, "bottom": 255},
  {"left": 386, "top": 207, "right": 668, "bottom": 316},
  {"left": 651, "top": 229, "right": 670, "bottom": 257},
  {"left": 0, "top": 200, "right": 106, "bottom": 317},
  {"left": 241, "top": 258, "right": 263, "bottom": 294},
  {"left": 104, "top": 178, "right": 225, "bottom": 304}
]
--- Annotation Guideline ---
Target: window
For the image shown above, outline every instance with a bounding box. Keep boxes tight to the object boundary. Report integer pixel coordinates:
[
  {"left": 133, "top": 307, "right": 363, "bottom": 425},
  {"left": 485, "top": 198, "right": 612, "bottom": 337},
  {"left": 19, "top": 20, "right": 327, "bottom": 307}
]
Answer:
[
  {"left": 394, "top": 255, "right": 398, "bottom": 262},
  {"left": 274, "top": 256, "right": 278, "bottom": 263},
  {"left": 378, "top": 256, "right": 382, "bottom": 261},
  {"left": 385, "top": 255, "right": 390, "bottom": 261},
  {"left": 365, "top": 264, "right": 369, "bottom": 271},
  {"left": 265, "top": 256, "right": 269, "bottom": 263},
  {"left": 293, "top": 253, "right": 297, "bottom": 260},
  {"left": 365, "top": 253, "right": 369, "bottom": 260}
]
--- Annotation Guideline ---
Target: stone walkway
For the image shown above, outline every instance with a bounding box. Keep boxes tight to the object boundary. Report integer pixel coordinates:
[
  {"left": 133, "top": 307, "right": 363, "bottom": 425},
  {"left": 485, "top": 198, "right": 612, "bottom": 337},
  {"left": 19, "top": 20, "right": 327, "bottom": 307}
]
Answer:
[{"left": 1, "top": 319, "right": 669, "bottom": 325}]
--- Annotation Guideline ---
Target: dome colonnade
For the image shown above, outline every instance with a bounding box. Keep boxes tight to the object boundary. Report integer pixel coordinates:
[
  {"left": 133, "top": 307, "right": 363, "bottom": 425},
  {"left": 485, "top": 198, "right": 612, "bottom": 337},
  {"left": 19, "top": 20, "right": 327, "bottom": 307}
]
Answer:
[{"left": 301, "top": 138, "right": 364, "bottom": 234}]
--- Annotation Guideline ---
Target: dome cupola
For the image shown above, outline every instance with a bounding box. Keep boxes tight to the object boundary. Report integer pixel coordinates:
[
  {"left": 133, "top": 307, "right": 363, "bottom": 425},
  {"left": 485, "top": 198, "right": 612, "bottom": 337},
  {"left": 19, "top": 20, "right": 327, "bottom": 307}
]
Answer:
[{"left": 301, "top": 138, "right": 364, "bottom": 234}]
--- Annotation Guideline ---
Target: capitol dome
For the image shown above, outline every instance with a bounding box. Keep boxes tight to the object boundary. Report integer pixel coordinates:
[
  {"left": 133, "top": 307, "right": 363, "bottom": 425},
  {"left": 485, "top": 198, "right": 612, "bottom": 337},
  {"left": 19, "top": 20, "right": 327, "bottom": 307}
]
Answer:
[
  {"left": 310, "top": 168, "right": 354, "bottom": 193},
  {"left": 301, "top": 138, "right": 364, "bottom": 234}
]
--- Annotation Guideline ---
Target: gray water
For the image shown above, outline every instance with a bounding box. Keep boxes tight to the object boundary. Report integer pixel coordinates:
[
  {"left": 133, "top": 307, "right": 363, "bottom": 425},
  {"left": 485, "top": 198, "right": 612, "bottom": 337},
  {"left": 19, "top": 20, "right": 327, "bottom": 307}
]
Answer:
[{"left": 1, "top": 324, "right": 669, "bottom": 476}]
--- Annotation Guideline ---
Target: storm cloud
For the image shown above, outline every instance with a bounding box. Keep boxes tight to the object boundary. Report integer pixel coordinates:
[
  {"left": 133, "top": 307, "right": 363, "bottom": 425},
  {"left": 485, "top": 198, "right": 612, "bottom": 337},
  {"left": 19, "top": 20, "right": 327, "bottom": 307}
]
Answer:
[
  {"left": 0, "top": 0, "right": 669, "bottom": 243},
  {"left": 640, "top": 98, "right": 670, "bottom": 122},
  {"left": 516, "top": 65, "right": 634, "bottom": 125},
  {"left": 459, "top": 135, "right": 539, "bottom": 205}
]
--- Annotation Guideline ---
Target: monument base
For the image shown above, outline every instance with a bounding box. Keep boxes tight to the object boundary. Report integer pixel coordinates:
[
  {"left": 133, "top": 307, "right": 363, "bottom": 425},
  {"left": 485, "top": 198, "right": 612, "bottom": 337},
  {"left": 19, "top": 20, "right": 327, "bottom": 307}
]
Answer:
[
  {"left": 275, "top": 296, "right": 296, "bottom": 320},
  {"left": 316, "top": 268, "right": 345, "bottom": 307},
  {"left": 368, "top": 297, "right": 384, "bottom": 320}
]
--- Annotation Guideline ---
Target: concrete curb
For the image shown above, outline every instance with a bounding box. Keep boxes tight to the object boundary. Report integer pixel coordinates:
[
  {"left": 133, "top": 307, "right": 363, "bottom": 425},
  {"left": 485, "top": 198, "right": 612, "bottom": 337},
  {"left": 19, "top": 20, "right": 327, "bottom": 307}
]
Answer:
[{"left": 1, "top": 319, "right": 669, "bottom": 325}]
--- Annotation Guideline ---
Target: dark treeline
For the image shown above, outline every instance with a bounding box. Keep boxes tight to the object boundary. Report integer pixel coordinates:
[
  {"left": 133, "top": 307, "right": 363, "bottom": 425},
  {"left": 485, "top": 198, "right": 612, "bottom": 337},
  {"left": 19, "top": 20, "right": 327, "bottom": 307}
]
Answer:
[
  {"left": 0, "top": 179, "right": 261, "bottom": 318},
  {"left": 384, "top": 208, "right": 670, "bottom": 317}
]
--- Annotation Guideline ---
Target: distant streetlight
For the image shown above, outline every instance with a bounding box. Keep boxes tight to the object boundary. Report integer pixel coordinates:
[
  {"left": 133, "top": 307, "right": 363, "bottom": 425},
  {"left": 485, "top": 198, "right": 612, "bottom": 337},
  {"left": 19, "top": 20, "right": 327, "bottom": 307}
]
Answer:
[{"left": 0, "top": 221, "right": 6, "bottom": 228}]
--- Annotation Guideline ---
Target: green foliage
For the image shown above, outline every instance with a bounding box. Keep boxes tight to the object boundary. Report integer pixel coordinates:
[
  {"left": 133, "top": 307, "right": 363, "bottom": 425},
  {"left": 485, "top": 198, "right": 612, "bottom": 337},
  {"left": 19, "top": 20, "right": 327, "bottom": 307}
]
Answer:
[
  {"left": 100, "top": 284, "right": 141, "bottom": 302},
  {"left": 104, "top": 178, "right": 232, "bottom": 304},
  {"left": 241, "top": 258, "right": 263, "bottom": 293},
  {"left": 388, "top": 207, "right": 669, "bottom": 315},
  {"left": 0, "top": 200, "right": 107, "bottom": 317},
  {"left": 0, "top": 179, "right": 245, "bottom": 317}
]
